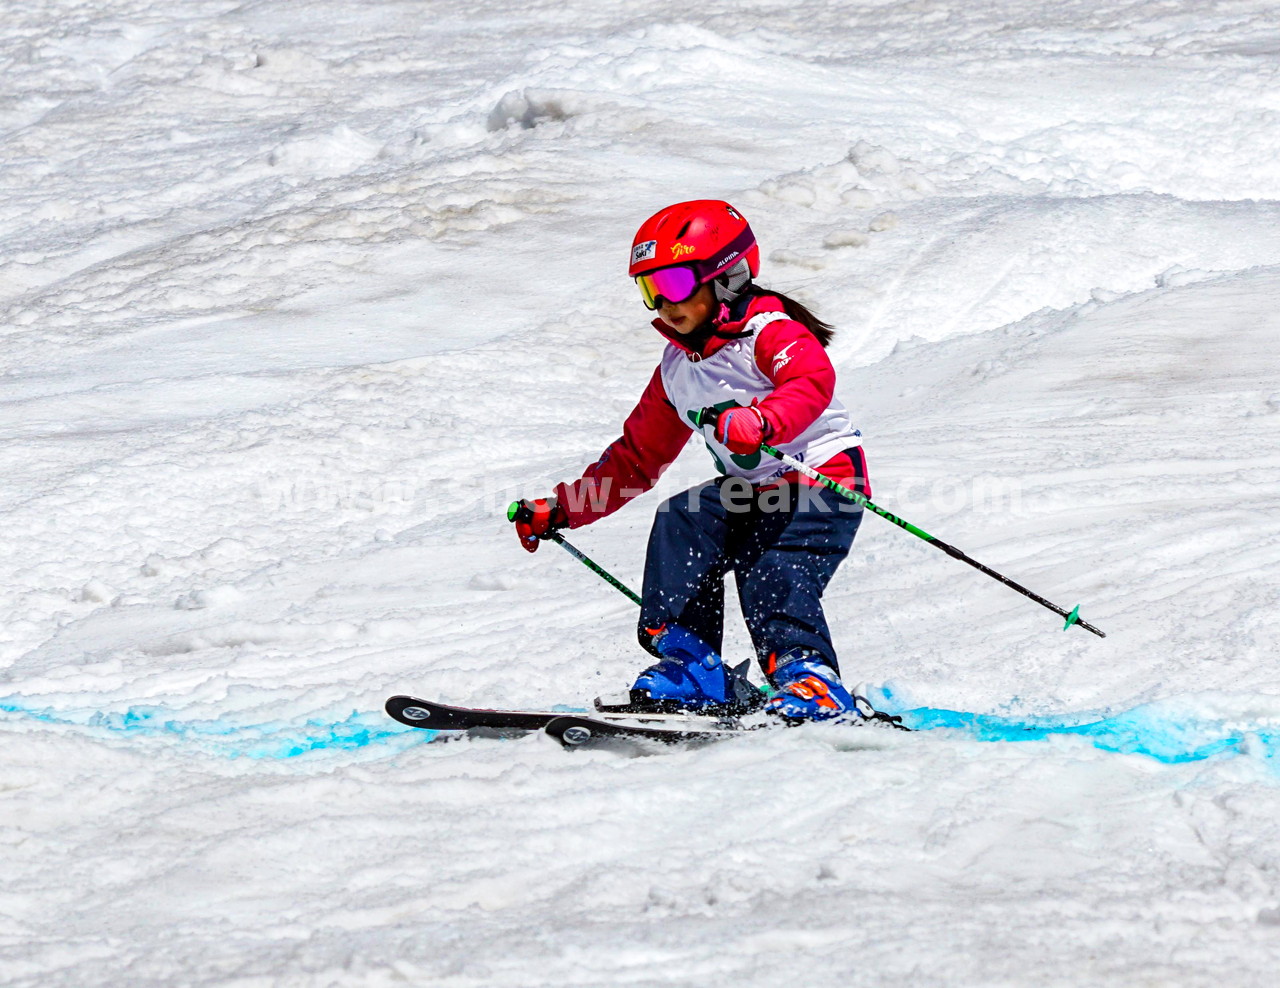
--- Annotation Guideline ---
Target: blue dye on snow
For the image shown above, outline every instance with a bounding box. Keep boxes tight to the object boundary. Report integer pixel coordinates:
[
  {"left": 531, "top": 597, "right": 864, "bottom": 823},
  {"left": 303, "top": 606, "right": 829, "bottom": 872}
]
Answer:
[
  {"left": 3, "top": 692, "right": 1278, "bottom": 766},
  {"left": 889, "top": 699, "right": 1280, "bottom": 765},
  {"left": 0, "top": 697, "right": 438, "bottom": 760}
]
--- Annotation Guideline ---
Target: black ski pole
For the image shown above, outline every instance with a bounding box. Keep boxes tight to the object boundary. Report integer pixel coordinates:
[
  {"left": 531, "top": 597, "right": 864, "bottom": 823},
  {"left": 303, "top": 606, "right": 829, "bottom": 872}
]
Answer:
[
  {"left": 507, "top": 502, "right": 642, "bottom": 606},
  {"left": 751, "top": 439, "right": 1105, "bottom": 638}
]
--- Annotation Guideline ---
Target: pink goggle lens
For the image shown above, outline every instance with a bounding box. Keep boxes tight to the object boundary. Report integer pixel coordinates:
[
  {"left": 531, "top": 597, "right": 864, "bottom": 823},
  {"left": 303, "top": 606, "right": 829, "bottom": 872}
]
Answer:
[{"left": 636, "top": 266, "right": 699, "bottom": 310}]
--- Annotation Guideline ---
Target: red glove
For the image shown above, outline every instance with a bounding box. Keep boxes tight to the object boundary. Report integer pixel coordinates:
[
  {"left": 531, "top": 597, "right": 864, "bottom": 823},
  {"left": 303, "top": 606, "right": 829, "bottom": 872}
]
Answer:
[
  {"left": 509, "top": 497, "right": 569, "bottom": 553},
  {"left": 714, "top": 400, "right": 773, "bottom": 455}
]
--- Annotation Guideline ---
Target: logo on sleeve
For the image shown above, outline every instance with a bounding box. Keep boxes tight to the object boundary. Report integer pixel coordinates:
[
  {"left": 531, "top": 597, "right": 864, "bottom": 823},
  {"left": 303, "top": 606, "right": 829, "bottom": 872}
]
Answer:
[
  {"left": 772, "top": 342, "right": 798, "bottom": 374},
  {"left": 632, "top": 240, "right": 658, "bottom": 264}
]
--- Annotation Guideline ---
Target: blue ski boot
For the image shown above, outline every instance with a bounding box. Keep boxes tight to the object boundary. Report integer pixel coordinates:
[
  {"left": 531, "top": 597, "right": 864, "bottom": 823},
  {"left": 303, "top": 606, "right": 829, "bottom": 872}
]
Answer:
[
  {"left": 620, "top": 625, "right": 765, "bottom": 715},
  {"left": 764, "top": 648, "right": 865, "bottom": 723}
]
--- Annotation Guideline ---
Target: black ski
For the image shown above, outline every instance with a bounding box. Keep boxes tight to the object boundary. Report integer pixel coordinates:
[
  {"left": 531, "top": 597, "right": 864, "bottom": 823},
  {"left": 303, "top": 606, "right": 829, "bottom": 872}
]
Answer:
[
  {"left": 385, "top": 695, "right": 749, "bottom": 737},
  {"left": 547, "top": 704, "right": 911, "bottom": 747},
  {"left": 385, "top": 695, "right": 570, "bottom": 734},
  {"left": 545, "top": 714, "right": 749, "bottom": 747}
]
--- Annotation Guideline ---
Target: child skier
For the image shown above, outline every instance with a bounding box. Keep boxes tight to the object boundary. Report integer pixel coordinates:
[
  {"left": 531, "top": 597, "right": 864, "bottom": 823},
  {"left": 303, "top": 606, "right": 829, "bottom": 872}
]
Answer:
[{"left": 511, "top": 200, "right": 870, "bottom": 722}]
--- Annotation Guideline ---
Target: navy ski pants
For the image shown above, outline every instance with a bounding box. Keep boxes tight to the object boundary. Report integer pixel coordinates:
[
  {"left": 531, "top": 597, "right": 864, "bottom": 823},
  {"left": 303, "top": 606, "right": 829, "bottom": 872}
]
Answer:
[{"left": 638, "top": 475, "right": 862, "bottom": 676}]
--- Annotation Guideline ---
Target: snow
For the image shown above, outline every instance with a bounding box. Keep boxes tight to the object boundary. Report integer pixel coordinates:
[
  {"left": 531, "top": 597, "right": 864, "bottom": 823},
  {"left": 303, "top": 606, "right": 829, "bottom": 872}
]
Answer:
[{"left": 4, "top": 0, "right": 1280, "bottom": 984}]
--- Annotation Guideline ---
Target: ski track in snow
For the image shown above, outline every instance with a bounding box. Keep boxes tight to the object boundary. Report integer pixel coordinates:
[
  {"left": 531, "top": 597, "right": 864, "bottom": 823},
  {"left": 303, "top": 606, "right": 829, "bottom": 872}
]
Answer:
[{"left": 4, "top": 0, "right": 1280, "bottom": 984}]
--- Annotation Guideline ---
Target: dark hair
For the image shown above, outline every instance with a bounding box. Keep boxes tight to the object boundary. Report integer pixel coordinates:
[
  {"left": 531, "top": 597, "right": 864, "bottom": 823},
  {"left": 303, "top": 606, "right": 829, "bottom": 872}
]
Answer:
[{"left": 746, "top": 285, "right": 835, "bottom": 347}]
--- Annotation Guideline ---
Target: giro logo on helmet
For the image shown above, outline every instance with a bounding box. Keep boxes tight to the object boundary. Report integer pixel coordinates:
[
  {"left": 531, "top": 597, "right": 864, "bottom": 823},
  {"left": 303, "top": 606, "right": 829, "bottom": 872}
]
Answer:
[{"left": 670, "top": 242, "right": 697, "bottom": 260}]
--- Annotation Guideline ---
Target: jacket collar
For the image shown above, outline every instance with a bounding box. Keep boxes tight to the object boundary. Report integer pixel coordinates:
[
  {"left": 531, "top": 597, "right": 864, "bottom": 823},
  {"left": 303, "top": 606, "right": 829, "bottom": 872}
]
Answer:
[{"left": 652, "top": 293, "right": 785, "bottom": 360}]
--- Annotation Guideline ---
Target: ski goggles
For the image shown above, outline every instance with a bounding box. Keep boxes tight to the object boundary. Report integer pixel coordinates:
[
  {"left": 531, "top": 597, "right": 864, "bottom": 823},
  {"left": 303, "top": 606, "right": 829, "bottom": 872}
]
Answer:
[{"left": 635, "top": 264, "right": 701, "bottom": 310}]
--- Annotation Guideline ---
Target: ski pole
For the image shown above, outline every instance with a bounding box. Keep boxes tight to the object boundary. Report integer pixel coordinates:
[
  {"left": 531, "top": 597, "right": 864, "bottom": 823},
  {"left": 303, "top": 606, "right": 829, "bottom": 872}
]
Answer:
[
  {"left": 507, "top": 502, "right": 642, "bottom": 606},
  {"left": 754, "top": 441, "right": 1106, "bottom": 638}
]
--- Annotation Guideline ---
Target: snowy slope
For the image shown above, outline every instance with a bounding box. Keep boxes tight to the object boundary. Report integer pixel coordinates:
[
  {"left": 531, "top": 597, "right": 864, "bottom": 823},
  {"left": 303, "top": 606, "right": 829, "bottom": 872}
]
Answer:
[{"left": 4, "top": 1, "right": 1280, "bottom": 985}]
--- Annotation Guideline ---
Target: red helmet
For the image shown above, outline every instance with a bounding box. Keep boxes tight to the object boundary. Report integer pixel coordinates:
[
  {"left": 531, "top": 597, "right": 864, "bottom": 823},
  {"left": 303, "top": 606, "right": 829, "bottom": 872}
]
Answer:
[{"left": 629, "top": 200, "right": 760, "bottom": 308}]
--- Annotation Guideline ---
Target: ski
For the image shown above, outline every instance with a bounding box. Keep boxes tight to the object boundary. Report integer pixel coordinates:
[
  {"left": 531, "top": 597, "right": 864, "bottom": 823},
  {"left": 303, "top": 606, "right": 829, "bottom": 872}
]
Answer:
[
  {"left": 546, "top": 705, "right": 911, "bottom": 748},
  {"left": 384, "top": 695, "right": 752, "bottom": 736},
  {"left": 545, "top": 713, "right": 750, "bottom": 747},
  {"left": 385, "top": 695, "right": 568, "bottom": 734}
]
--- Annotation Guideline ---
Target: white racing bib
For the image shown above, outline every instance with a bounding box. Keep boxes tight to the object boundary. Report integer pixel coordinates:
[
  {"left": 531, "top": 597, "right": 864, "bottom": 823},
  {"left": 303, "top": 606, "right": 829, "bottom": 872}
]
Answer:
[{"left": 659, "top": 312, "right": 862, "bottom": 484}]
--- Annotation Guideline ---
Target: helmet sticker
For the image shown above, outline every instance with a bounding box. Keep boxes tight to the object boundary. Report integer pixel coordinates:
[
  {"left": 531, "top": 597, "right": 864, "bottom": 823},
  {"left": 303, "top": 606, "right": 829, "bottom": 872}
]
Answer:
[{"left": 632, "top": 239, "right": 658, "bottom": 264}]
